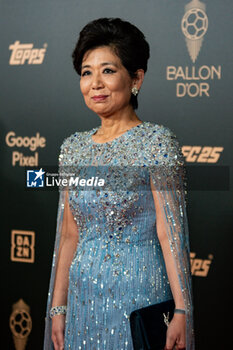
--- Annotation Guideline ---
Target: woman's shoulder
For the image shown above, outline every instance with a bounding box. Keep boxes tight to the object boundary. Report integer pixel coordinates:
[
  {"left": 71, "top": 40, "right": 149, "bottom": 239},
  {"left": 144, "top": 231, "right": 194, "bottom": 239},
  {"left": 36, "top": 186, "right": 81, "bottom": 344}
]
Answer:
[
  {"left": 58, "top": 130, "right": 90, "bottom": 165},
  {"left": 59, "top": 129, "right": 91, "bottom": 151},
  {"left": 142, "top": 121, "right": 178, "bottom": 143},
  {"left": 143, "top": 121, "right": 184, "bottom": 165}
]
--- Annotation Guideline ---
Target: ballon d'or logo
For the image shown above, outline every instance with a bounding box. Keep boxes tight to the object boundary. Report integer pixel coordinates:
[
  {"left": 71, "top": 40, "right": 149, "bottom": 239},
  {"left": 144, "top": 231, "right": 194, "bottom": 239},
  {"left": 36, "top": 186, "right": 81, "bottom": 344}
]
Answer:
[
  {"left": 181, "top": 0, "right": 208, "bottom": 63},
  {"left": 9, "top": 299, "right": 32, "bottom": 350}
]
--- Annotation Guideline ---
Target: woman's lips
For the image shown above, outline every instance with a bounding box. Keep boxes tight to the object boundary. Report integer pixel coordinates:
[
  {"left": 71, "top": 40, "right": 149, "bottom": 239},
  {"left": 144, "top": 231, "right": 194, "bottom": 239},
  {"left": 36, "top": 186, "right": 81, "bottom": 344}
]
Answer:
[{"left": 91, "top": 95, "right": 109, "bottom": 102}]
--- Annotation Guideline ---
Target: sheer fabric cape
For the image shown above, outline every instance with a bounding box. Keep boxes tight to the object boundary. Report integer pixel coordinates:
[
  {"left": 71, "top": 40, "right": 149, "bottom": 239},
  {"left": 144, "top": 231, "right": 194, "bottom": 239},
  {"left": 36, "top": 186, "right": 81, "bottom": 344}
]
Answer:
[{"left": 43, "top": 125, "right": 195, "bottom": 350}]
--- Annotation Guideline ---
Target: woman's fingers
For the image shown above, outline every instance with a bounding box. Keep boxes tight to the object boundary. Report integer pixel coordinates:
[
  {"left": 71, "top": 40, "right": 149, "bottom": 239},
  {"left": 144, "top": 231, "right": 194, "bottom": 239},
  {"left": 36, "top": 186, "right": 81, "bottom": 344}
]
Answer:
[
  {"left": 51, "top": 315, "right": 65, "bottom": 350},
  {"left": 164, "top": 337, "right": 186, "bottom": 350},
  {"left": 164, "top": 313, "right": 186, "bottom": 350},
  {"left": 175, "top": 325, "right": 186, "bottom": 349},
  {"left": 56, "top": 330, "right": 64, "bottom": 349},
  {"left": 176, "top": 338, "right": 186, "bottom": 349},
  {"left": 164, "top": 336, "right": 186, "bottom": 350},
  {"left": 164, "top": 333, "right": 176, "bottom": 349},
  {"left": 51, "top": 333, "right": 58, "bottom": 350},
  {"left": 52, "top": 331, "right": 64, "bottom": 350}
]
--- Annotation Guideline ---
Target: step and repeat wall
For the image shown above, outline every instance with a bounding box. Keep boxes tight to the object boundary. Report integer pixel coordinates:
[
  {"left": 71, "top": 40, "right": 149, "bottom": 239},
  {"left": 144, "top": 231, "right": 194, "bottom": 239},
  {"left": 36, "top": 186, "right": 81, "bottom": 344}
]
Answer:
[{"left": 1, "top": 0, "right": 232, "bottom": 349}]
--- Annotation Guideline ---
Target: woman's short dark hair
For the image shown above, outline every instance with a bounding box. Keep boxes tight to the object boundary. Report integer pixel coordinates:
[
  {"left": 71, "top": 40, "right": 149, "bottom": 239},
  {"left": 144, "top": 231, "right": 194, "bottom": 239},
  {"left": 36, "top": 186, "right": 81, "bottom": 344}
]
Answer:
[{"left": 72, "top": 17, "right": 150, "bottom": 109}]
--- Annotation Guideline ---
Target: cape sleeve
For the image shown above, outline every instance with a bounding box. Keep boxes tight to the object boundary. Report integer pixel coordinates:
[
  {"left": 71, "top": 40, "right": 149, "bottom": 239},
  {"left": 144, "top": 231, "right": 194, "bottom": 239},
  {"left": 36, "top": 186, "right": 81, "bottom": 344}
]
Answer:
[
  {"left": 149, "top": 126, "right": 195, "bottom": 350},
  {"left": 43, "top": 139, "right": 69, "bottom": 350}
]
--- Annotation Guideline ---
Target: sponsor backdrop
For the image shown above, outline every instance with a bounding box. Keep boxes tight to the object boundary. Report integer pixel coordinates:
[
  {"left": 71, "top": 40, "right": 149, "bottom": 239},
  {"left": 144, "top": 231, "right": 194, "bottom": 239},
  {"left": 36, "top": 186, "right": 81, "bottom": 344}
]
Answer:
[{"left": 1, "top": 0, "right": 232, "bottom": 349}]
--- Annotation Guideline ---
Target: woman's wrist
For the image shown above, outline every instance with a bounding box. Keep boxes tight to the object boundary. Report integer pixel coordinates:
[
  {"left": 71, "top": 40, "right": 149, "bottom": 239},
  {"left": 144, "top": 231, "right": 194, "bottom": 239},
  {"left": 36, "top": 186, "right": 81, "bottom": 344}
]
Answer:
[
  {"left": 49, "top": 305, "right": 67, "bottom": 318},
  {"left": 52, "top": 291, "right": 67, "bottom": 307},
  {"left": 174, "top": 308, "right": 186, "bottom": 315}
]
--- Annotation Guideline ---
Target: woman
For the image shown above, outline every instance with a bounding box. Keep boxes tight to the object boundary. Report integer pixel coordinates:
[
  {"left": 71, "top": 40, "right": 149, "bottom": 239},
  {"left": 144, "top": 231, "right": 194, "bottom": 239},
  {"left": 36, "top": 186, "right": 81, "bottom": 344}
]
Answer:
[{"left": 44, "top": 18, "right": 195, "bottom": 350}]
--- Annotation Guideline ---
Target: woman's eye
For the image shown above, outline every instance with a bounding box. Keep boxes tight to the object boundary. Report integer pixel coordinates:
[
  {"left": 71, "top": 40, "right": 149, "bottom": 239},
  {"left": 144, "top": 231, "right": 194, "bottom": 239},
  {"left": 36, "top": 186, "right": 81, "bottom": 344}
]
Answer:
[
  {"left": 81, "top": 70, "right": 91, "bottom": 76},
  {"left": 103, "top": 68, "right": 116, "bottom": 74}
]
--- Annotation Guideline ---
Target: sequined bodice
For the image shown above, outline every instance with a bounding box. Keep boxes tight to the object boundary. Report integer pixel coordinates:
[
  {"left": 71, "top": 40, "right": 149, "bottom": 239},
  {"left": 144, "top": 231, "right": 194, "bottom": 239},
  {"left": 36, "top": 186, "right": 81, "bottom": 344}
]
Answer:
[{"left": 60, "top": 121, "right": 170, "bottom": 247}]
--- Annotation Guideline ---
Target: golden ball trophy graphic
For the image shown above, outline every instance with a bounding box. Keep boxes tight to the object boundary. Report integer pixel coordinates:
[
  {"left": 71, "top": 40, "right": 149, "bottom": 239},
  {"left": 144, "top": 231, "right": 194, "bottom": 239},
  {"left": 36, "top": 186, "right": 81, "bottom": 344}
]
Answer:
[
  {"left": 9, "top": 299, "right": 32, "bottom": 350},
  {"left": 181, "top": 0, "right": 208, "bottom": 63}
]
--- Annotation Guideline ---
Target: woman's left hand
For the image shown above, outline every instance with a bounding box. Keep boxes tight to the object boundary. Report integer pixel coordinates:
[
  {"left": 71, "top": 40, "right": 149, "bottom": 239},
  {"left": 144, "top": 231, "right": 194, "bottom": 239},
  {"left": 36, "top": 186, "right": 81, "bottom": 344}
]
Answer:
[{"left": 164, "top": 313, "right": 186, "bottom": 350}]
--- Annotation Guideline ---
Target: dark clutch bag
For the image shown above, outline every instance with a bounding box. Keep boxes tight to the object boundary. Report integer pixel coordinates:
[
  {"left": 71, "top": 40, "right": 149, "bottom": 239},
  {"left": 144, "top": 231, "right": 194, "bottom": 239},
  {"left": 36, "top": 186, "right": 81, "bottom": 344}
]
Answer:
[{"left": 129, "top": 299, "right": 175, "bottom": 350}]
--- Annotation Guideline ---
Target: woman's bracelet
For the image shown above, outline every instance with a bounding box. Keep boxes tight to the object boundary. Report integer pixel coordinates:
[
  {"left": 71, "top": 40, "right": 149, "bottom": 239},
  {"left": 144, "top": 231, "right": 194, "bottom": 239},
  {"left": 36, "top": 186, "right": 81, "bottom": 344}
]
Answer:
[
  {"left": 174, "top": 308, "right": 186, "bottom": 314},
  {"left": 49, "top": 305, "right": 67, "bottom": 319}
]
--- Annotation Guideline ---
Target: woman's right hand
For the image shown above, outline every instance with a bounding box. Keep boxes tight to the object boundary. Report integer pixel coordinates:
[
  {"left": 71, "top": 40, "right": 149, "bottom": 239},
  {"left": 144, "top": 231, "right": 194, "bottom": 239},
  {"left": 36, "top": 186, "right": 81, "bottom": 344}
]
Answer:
[{"left": 51, "top": 315, "right": 66, "bottom": 350}]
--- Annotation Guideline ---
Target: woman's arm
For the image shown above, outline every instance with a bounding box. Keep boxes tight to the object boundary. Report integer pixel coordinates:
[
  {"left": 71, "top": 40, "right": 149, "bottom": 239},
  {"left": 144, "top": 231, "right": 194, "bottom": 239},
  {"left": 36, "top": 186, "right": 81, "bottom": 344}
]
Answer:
[
  {"left": 150, "top": 176, "right": 185, "bottom": 310},
  {"left": 148, "top": 126, "right": 194, "bottom": 350},
  {"left": 52, "top": 190, "right": 79, "bottom": 306},
  {"left": 51, "top": 190, "right": 79, "bottom": 350},
  {"left": 150, "top": 176, "right": 186, "bottom": 350}
]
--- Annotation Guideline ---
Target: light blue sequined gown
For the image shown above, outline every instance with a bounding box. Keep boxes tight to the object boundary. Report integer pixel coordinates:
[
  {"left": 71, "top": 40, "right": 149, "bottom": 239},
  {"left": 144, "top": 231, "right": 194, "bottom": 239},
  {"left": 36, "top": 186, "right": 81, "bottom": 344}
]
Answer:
[{"left": 44, "top": 121, "right": 195, "bottom": 350}]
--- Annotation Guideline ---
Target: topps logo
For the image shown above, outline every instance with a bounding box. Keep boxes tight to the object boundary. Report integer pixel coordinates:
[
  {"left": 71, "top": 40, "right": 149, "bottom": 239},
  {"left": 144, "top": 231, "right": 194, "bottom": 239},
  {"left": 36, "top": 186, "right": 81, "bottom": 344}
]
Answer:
[
  {"left": 190, "top": 252, "right": 213, "bottom": 277},
  {"left": 9, "top": 41, "right": 47, "bottom": 65}
]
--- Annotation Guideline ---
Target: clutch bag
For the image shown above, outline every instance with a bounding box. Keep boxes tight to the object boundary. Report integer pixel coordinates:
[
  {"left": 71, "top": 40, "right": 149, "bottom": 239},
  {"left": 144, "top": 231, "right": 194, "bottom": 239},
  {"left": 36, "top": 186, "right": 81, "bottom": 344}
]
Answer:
[{"left": 129, "top": 299, "right": 175, "bottom": 350}]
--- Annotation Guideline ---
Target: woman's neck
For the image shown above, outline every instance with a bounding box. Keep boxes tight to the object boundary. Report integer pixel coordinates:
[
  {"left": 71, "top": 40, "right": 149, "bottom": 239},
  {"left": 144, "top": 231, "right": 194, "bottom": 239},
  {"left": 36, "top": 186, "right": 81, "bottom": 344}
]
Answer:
[{"left": 96, "top": 106, "right": 141, "bottom": 138}]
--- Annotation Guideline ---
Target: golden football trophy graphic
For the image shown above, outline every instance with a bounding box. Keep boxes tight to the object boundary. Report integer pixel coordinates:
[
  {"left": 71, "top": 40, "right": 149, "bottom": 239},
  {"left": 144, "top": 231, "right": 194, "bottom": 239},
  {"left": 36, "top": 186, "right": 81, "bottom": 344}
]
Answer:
[
  {"left": 9, "top": 299, "right": 32, "bottom": 350},
  {"left": 181, "top": 0, "right": 208, "bottom": 63}
]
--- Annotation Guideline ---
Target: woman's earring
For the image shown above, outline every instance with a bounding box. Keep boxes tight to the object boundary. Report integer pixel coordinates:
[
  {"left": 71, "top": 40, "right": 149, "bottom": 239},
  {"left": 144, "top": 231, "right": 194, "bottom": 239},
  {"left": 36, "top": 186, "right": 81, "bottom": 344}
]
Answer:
[{"left": 131, "top": 86, "right": 139, "bottom": 96}]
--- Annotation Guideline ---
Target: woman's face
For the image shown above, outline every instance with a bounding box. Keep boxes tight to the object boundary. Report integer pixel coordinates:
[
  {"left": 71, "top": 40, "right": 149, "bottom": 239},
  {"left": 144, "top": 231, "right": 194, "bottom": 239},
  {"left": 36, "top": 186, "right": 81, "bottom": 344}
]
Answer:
[{"left": 80, "top": 46, "right": 134, "bottom": 116}]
